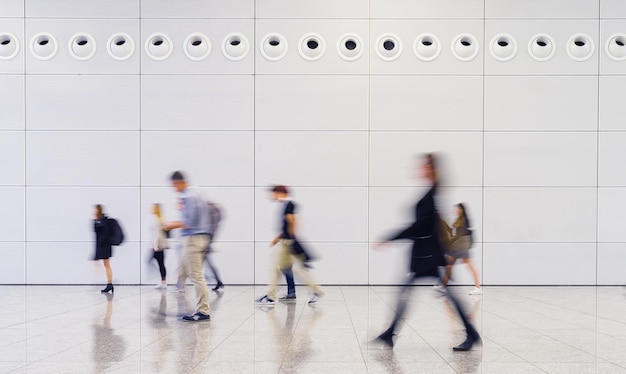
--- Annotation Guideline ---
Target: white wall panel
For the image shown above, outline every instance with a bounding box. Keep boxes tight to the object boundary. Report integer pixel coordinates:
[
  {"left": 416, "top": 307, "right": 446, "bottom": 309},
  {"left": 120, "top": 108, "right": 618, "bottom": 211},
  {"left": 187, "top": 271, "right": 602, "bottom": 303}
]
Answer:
[
  {"left": 486, "top": 0, "right": 598, "bottom": 19},
  {"left": 26, "top": 131, "right": 139, "bottom": 186},
  {"left": 370, "top": 76, "right": 483, "bottom": 131},
  {"left": 140, "top": 19, "right": 253, "bottom": 75},
  {"left": 0, "top": 132, "right": 24, "bottom": 185},
  {"left": 483, "top": 243, "right": 596, "bottom": 285},
  {"left": 600, "top": 20, "right": 626, "bottom": 74},
  {"left": 371, "top": 0, "right": 483, "bottom": 19},
  {"left": 26, "top": 242, "right": 141, "bottom": 284},
  {"left": 0, "top": 243, "right": 25, "bottom": 284},
  {"left": 484, "top": 76, "right": 598, "bottom": 131},
  {"left": 254, "top": 187, "right": 368, "bottom": 242},
  {"left": 25, "top": 19, "right": 140, "bottom": 74},
  {"left": 597, "top": 244, "right": 626, "bottom": 285},
  {"left": 255, "top": 131, "right": 368, "bottom": 187},
  {"left": 369, "top": 132, "right": 483, "bottom": 187},
  {"left": 485, "top": 20, "right": 599, "bottom": 75},
  {"left": 140, "top": 186, "right": 254, "bottom": 243},
  {"left": 257, "top": 0, "right": 367, "bottom": 19},
  {"left": 369, "top": 243, "right": 432, "bottom": 285},
  {"left": 141, "top": 131, "right": 254, "bottom": 187},
  {"left": 484, "top": 132, "right": 597, "bottom": 187},
  {"left": 370, "top": 20, "right": 484, "bottom": 75},
  {"left": 255, "top": 75, "right": 368, "bottom": 131},
  {"left": 1, "top": 0, "right": 24, "bottom": 17},
  {"left": 305, "top": 243, "right": 368, "bottom": 285},
  {"left": 599, "top": 133, "right": 626, "bottom": 186},
  {"left": 255, "top": 20, "right": 369, "bottom": 75},
  {"left": 0, "top": 76, "right": 24, "bottom": 130},
  {"left": 599, "top": 76, "right": 626, "bottom": 131},
  {"left": 0, "top": 19, "right": 24, "bottom": 73},
  {"left": 483, "top": 188, "right": 597, "bottom": 243},
  {"left": 26, "top": 187, "right": 139, "bottom": 242},
  {"left": 26, "top": 0, "right": 138, "bottom": 18},
  {"left": 598, "top": 188, "right": 626, "bottom": 242},
  {"left": 142, "top": 75, "right": 253, "bottom": 131},
  {"left": 26, "top": 75, "right": 139, "bottom": 130},
  {"left": 0, "top": 188, "right": 25, "bottom": 241},
  {"left": 141, "top": 0, "right": 252, "bottom": 19},
  {"left": 601, "top": 0, "right": 626, "bottom": 18}
]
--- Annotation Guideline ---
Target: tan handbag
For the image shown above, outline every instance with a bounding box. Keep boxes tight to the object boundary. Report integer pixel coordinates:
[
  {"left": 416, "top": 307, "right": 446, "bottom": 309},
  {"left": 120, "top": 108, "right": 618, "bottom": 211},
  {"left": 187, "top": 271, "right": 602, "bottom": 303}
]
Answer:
[{"left": 154, "top": 230, "right": 170, "bottom": 251}]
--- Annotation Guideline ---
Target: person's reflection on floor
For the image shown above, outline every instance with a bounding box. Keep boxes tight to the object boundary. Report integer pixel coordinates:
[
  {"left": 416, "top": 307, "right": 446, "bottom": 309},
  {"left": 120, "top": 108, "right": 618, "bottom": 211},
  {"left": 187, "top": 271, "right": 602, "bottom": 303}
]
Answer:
[{"left": 92, "top": 293, "right": 126, "bottom": 372}]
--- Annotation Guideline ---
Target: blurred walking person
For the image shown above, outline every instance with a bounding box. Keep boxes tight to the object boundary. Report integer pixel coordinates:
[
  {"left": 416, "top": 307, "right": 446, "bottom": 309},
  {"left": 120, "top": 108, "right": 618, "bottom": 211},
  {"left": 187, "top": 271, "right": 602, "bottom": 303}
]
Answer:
[
  {"left": 256, "top": 185, "right": 322, "bottom": 305},
  {"left": 374, "top": 153, "right": 480, "bottom": 351},
  {"left": 438, "top": 203, "right": 482, "bottom": 295},
  {"left": 93, "top": 204, "right": 114, "bottom": 293},
  {"left": 163, "top": 171, "right": 211, "bottom": 322},
  {"left": 150, "top": 203, "right": 169, "bottom": 289}
]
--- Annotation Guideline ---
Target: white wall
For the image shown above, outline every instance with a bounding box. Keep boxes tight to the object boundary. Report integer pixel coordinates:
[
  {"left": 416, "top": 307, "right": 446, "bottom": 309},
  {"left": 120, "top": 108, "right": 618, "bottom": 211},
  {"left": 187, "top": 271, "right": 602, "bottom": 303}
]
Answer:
[{"left": 1, "top": 0, "right": 625, "bottom": 285}]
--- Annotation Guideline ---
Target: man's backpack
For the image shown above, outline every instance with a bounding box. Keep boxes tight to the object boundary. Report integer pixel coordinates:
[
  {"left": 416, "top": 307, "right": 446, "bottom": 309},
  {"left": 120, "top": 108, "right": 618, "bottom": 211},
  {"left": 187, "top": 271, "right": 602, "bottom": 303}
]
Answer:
[
  {"left": 107, "top": 218, "right": 125, "bottom": 246},
  {"left": 206, "top": 201, "right": 222, "bottom": 238}
]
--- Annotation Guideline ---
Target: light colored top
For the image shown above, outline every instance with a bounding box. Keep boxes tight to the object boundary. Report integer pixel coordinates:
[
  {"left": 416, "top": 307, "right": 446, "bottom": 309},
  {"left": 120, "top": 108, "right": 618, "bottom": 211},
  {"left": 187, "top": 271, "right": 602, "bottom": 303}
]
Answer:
[{"left": 179, "top": 187, "right": 209, "bottom": 237}]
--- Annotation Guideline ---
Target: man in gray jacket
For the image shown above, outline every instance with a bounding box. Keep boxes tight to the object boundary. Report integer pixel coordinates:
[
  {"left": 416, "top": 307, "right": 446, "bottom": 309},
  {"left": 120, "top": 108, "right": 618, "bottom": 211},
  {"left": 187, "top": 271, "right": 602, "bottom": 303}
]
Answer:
[{"left": 164, "top": 171, "right": 211, "bottom": 321}]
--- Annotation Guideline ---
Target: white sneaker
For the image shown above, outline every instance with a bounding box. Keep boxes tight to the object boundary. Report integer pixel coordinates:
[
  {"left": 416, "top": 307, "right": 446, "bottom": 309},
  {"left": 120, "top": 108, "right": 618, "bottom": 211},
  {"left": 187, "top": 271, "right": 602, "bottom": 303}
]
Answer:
[
  {"left": 171, "top": 288, "right": 185, "bottom": 295},
  {"left": 469, "top": 287, "right": 483, "bottom": 295},
  {"left": 307, "top": 293, "right": 321, "bottom": 304},
  {"left": 433, "top": 285, "right": 447, "bottom": 294},
  {"left": 255, "top": 295, "right": 275, "bottom": 305},
  {"left": 155, "top": 284, "right": 167, "bottom": 290}
]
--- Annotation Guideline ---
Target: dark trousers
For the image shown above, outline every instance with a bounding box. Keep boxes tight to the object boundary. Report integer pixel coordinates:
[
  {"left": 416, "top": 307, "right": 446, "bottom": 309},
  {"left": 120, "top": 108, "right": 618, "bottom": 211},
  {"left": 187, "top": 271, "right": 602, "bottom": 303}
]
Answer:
[
  {"left": 283, "top": 268, "right": 295, "bottom": 296},
  {"left": 152, "top": 250, "right": 166, "bottom": 281},
  {"left": 383, "top": 268, "right": 477, "bottom": 338}
]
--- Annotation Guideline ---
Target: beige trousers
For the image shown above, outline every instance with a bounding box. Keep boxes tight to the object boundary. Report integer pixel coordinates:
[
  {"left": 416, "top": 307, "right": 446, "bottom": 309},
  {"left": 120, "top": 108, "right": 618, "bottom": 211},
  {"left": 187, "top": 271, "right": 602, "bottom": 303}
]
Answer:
[
  {"left": 177, "top": 234, "right": 210, "bottom": 315},
  {"left": 267, "top": 240, "right": 321, "bottom": 300}
]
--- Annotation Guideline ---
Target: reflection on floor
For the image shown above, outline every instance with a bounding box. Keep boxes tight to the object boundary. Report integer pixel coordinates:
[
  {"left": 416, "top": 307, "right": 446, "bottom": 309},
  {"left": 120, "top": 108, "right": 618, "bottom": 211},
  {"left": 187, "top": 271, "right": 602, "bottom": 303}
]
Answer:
[{"left": 1, "top": 285, "right": 626, "bottom": 373}]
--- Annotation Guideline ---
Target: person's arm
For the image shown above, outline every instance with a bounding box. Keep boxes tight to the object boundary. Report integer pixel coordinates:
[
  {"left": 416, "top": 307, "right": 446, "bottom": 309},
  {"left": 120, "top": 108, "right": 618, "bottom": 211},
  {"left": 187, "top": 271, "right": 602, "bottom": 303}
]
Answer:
[{"left": 286, "top": 213, "right": 296, "bottom": 238}]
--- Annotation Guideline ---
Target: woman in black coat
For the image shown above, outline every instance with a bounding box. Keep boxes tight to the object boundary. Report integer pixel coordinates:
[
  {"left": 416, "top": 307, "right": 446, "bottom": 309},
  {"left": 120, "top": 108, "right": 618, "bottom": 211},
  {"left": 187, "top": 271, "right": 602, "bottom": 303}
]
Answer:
[
  {"left": 94, "top": 204, "right": 114, "bottom": 293},
  {"left": 374, "top": 153, "right": 480, "bottom": 351}
]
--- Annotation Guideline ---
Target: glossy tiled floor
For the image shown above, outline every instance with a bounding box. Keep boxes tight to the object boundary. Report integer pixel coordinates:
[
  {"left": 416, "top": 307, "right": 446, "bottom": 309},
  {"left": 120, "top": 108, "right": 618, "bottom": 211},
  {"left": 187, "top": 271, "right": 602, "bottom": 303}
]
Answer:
[{"left": 1, "top": 285, "right": 626, "bottom": 373}]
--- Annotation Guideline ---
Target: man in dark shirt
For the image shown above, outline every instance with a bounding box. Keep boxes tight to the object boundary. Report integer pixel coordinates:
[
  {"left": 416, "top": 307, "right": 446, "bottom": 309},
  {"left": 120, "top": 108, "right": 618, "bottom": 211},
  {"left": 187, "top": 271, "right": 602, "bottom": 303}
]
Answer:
[{"left": 256, "top": 185, "right": 322, "bottom": 305}]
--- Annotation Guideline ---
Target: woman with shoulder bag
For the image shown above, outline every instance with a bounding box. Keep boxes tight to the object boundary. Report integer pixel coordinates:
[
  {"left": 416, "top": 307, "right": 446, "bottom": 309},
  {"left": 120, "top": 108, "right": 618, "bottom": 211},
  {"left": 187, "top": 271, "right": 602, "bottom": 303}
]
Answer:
[
  {"left": 150, "top": 203, "right": 170, "bottom": 289},
  {"left": 437, "top": 203, "right": 482, "bottom": 295}
]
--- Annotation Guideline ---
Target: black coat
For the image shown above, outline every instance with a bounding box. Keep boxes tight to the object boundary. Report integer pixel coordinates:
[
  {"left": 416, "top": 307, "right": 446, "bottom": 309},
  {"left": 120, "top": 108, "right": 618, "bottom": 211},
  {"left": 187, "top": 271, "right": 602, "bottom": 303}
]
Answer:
[
  {"left": 387, "top": 185, "right": 447, "bottom": 275},
  {"left": 94, "top": 217, "right": 112, "bottom": 260}
]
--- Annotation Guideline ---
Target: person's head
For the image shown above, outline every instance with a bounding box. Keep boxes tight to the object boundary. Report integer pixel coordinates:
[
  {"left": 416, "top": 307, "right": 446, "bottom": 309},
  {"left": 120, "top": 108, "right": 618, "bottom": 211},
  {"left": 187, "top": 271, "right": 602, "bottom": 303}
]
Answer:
[
  {"left": 170, "top": 171, "right": 187, "bottom": 192},
  {"left": 456, "top": 203, "right": 466, "bottom": 218},
  {"left": 95, "top": 204, "right": 104, "bottom": 220},
  {"left": 270, "top": 185, "right": 289, "bottom": 201},
  {"left": 420, "top": 153, "right": 438, "bottom": 182},
  {"left": 152, "top": 203, "right": 162, "bottom": 217}
]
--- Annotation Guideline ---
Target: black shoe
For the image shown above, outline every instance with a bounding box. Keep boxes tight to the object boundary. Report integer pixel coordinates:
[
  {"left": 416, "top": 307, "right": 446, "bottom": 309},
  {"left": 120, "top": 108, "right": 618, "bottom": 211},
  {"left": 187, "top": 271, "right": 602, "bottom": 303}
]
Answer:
[
  {"left": 182, "top": 312, "right": 210, "bottom": 322},
  {"left": 453, "top": 333, "right": 481, "bottom": 351},
  {"left": 100, "top": 284, "right": 114, "bottom": 293},
  {"left": 375, "top": 332, "right": 395, "bottom": 348},
  {"left": 278, "top": 294, "right": 296, "bottom": 302},
  {"left": 212, "top": 282, "right": 224, "bottom": 292}
]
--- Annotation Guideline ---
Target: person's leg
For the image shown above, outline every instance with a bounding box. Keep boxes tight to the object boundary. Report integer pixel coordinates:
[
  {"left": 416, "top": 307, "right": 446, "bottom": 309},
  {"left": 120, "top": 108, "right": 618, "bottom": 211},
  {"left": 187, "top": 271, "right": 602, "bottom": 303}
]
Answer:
[
  {"left": 440, "top": 271, "right": 481, "bottom": 350},
  {"left": 282, "top": 267, "right": 295, "bottom": 297},
  {"left": 154, "top": 251, "right": 166, "bottom": 282},
  {"left": 378, "top": 273, "right": 419, "bottom": 341},
  {"left": 205, "top": 252, "right": 224, "bottom": 289},
  {"left": 442, "top": 256, "right": 457, "bottom": 286},
  {"left": 462, "top": 258, "right": 481, "bottom": 289},
  {"left": 291, "top": 255, "right": 322, "bottom": 297},
  {"left": 185, "top": 235, "right": 211, "bottom": 316},
  {"left": 267, "top": 240, "right": 293, "bottom": 300},
  {"left": 176, "top": 248, "right": 188, "bottom": 291},
  {"left": 103, "top": 258, "right": 112, "bottom": 284}
]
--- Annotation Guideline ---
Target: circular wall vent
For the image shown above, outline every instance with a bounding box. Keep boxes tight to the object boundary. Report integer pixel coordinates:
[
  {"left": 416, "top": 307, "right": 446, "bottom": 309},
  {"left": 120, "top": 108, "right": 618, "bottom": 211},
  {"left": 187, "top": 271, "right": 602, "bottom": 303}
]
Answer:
[
  {"left": 145, "top": 33, "right": 173, "bottom": 61},
  {"left": 566, "top": 33, "right": 594, "bottom": 62},
  {"left": 30, "top": 32, "right": 58, "bottom": 61},
  {"left": 260, "top": 33, "right": 288, "bottom": 61},
  {"left": 375, "top": 34, "right": 402, "bottom": 61},
  {"left": 528, "top": 34, "right": 556, "bottom": 62},
  {"left": 489, "top": 33, "right": 518, "bottom": 62},
  {"left": 222, "top": 33, "right": 250, "bottom": 61},
  {"left": 183, "top": 33, "right": 211, "bottom": 61},
  {"left": 298, "top": 33, "right": 326, "bottom": 61},
  {"left": 605, "top": 33, "right": 626, "bottom": 61},
  {"left": 106, "top": 33, "right": 135, "bottom": 61},
  {"left": 413, "top": 33, "right": 441, "bottom": 62},
  {"left": 451, "top": 33, "right": 479, "bottom": 62},
  {"left": 68, "top": 33, "right": 97, "bottom": 61},
  {"left": 337, "top": 33, "right": 364, "bottom": 62},
  {"left": 0, "top": 33, "right": 20, "bottom": 60}
]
